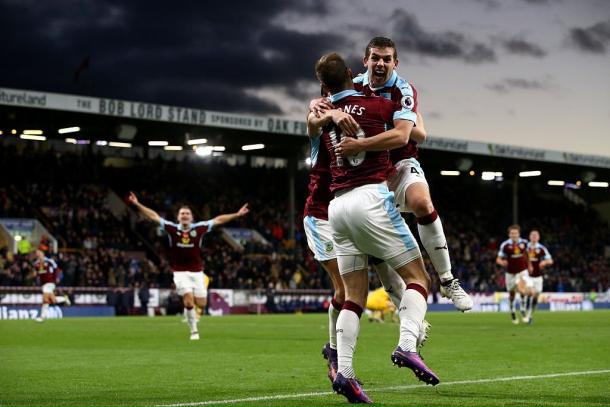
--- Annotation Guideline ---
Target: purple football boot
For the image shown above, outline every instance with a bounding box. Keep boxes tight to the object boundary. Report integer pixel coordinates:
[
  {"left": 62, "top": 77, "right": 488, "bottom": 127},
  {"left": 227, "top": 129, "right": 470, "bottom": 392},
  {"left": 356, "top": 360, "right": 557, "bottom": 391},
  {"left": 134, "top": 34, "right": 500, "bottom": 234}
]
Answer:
[
  {"left": 391, "top": 346, "right": 440, "bottom": 386},
  {"left": 332, "top": 373, "right": 372, "bottom": 404},
  {"left": 322, "top": 342, "right": 338, "bottom": 383}
]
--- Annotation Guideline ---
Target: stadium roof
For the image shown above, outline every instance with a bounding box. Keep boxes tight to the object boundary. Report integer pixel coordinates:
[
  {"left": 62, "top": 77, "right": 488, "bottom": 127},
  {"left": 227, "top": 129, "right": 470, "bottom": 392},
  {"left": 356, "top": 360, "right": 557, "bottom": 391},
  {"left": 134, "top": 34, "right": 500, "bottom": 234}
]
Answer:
[{"left": 1, "top": 86, "right": 610, "bottom": 169}]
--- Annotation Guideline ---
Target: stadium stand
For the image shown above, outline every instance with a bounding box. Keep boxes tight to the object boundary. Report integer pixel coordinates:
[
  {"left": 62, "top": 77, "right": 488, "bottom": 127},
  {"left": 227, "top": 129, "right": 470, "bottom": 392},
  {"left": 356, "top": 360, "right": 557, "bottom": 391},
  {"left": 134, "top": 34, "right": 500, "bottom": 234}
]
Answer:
[{"left": 1, "top": 144, "right": 608, "bottom": 296}]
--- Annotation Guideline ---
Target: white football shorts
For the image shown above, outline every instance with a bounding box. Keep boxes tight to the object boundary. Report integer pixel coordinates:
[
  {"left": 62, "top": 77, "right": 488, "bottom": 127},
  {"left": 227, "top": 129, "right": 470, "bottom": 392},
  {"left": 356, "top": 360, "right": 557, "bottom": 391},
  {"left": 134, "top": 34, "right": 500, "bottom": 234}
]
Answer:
[
  {"left": 526, "top": 276, "right": 543, "bottom": 293},
  {"left": 328, "top": 183, "right": 421, "bottom": 275},
  {"left": 173, "top": 271, "right": 208, "bottom": 298},
  {"left": 387, "top": 158, "right": 429, "bottom": 213},
  {"left": 303, "top": 216, "right": 336, "bottom": 261},
  {"left": 42, "top": 283, "right": 56, "bottom": 294},
  {"left": 505, "top": 270, "right": 529, "bottom": 292}
]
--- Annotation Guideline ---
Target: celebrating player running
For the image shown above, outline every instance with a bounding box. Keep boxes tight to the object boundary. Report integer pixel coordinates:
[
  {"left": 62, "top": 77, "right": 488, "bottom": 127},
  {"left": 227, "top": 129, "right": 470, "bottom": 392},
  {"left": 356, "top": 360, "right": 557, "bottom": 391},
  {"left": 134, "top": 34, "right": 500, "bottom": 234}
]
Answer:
[{"left": 128, "top": 192, "right": 249, "bottom": 340}]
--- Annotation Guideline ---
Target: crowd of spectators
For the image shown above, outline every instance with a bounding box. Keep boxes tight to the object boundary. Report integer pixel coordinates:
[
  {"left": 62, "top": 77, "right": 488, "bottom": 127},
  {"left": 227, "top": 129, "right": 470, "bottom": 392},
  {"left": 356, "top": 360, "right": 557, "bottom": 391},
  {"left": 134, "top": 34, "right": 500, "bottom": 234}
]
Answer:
[{"left": 1, "top": 144, "right": 608, "bottom": 294}]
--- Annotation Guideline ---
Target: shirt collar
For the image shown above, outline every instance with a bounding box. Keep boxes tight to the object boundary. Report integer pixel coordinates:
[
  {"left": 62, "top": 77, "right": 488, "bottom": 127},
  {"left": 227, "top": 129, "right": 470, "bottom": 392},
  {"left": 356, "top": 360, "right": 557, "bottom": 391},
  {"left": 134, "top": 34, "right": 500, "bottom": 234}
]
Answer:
[
  {"left": 329, "top": 89, "right": 362, "bottom": 104},
  {"left": 364, "top": 70, "right": 398, "bottom": 89}
]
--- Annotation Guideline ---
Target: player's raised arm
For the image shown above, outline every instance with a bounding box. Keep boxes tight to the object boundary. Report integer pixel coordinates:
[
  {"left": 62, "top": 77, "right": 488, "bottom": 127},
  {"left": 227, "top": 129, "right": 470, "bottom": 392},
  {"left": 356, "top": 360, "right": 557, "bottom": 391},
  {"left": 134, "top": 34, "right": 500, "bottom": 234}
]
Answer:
[
  {"left": 212, "top": 203, "right": 250, "bottom": 226},
  {"left": 127, "top": 192, "right": 162, "bottom": 224}
]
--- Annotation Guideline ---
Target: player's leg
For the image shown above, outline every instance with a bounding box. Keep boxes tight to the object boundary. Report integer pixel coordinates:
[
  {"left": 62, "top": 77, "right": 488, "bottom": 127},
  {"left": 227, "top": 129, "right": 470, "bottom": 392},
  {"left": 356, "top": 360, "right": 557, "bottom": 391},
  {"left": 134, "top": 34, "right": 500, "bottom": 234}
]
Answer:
[
  {"left": 333, "top": 258, "right": 372, "bottom": 404},
  {"left": 387, "top": 256, "right": 439, "bottom": 385},
  {"left": 390, "top": 159, "right": 471, "bottom": 311},
  {"left": 303, "top": 216, "right": 342, "bottom": 381},
  {"left": 174, "top": 272, "right": 198, "bottom": 339},
  {"left": 370, "top": 257, "right": 405, "bottom": 308},
  {"left": 517, "top": 274, "right": 528, "bottom": 320},
  {"left": 353, "top": 184, "right": 439, "bottom": 385},
  {"left": 38, "top": 284, "right": 55, "bottom": 321},
  {"left": 521, "top": 271, "right": 534, "bottom": 324},
  {"left": 38, "top": 292, "right": 50, "bottom": 322},
  {"left": 327, "top": 197, "right": 372, "bottom": 403},
  {"left": 189, "top": 273, "right": 208, "bottom": 340},
  {"left": 182, "top": 292, "right": 199, "bottom": 339},
  {"left": 506, "top": 273, "right": 519, "bottom": 324},
  {"left": 318, "top": 258, "right": 343, "bottom": 382},
  {"left": 528, "top": 278, "right": 543, "bottom": 323}
]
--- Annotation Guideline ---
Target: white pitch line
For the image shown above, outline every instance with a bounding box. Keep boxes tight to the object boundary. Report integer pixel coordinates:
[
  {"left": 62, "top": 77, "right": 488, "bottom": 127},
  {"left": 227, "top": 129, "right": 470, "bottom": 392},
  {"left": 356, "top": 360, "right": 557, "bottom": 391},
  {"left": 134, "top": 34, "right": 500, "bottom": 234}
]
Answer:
[{"left": 157, "top": 369, "right": 610, "bottom": 406}]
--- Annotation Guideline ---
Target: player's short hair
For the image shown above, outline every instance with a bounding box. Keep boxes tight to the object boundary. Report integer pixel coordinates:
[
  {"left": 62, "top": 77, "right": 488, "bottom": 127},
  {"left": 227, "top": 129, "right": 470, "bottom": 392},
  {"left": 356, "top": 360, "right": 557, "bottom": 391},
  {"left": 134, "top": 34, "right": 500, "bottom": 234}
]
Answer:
[
  {"left": 177, "top": 205, "right": 193, "bottom": 214},
  {"left": 365, "top": 36, "right": 398, "bottom": 59},
  {"left": 507, "top": 224, "right": 521, "bottom": 233},
  {"left": 315, "top": 53, "right": 349, "bottom": 93}
]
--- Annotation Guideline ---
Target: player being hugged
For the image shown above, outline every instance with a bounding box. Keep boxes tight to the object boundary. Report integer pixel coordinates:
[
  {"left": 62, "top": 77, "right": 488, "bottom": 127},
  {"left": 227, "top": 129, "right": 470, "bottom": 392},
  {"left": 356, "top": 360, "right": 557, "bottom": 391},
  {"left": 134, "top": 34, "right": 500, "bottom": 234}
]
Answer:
[
  {"left": 34, "top": 249, "right": 70, "bottom": 322},
  {"left": 525, "top": 229, "right": 553, "bottom": 324},
  {"left": 308, "top": 53, "right": 439, "bottom": 404},
  {"left": 128, "top": 192, "right": 249, "bottom": 340}
]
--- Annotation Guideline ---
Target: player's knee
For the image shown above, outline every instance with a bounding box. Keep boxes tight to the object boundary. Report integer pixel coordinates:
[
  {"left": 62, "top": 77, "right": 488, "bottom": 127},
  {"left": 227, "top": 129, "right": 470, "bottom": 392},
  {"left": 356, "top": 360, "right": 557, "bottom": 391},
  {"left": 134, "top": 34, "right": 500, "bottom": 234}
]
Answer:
[
  {"left": 411, "top": 198, "right": 435, "bottom": 218},
  {"left": 333, "top": 290, "right": 345, "bottom": 304}
]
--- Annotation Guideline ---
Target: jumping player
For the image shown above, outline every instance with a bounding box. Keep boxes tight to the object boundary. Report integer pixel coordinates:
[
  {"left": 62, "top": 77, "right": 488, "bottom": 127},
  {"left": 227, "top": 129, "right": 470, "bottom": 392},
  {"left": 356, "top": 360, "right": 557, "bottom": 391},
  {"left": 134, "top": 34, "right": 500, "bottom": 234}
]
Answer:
[
  {"left": 128, "top": 192, "right": 249, "bottom": 340},
  {"left": 34, "top": 249, "right": 69, "bottom": 322},
  {"left": 310, "top": 37, "right": 472, "bottom": 312},
  {"left": 525, "top": 229, "right": 553, "bottom": 323},
  {"left": 309, "top": 53, "right": 439, "bottom": 403},
  {"left": 496, "top": 225, "right": 531, "bottom": 324}
]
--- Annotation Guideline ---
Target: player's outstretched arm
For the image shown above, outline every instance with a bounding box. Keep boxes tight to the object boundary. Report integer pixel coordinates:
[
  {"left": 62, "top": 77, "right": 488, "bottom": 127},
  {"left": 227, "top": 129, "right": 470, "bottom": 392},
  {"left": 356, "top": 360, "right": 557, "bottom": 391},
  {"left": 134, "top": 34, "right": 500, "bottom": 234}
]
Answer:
[
  {"left": 410, "top": 112, "right": 427, "bottom": 143},
  {"left": 336, "top": 119, "right": 413, "bottom": 157},
  {"left": 212, "top": 203, "right": 250, "bottom": 226},
  {"left": 127, "top": 192, "right": 161, "bottom": 224}
]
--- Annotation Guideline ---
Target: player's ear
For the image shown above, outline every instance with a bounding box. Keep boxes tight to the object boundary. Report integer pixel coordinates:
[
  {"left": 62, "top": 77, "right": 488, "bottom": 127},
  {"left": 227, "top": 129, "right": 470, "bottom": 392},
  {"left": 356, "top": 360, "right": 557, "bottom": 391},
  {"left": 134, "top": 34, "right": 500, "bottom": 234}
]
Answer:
[
  {"left": 347, "top": 68, "right": 353, "bottom": 81},
  {"left": 362, "top": 55, "right": 368, "bottom": 66},
  {"left": 394, "top": 58, "right": 399, "bottom": 69}
]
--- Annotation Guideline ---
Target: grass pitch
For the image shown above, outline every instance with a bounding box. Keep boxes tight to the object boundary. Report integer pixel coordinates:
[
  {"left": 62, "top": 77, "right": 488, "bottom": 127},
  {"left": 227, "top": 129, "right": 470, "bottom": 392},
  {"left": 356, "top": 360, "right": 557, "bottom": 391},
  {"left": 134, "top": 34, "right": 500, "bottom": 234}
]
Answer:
[{"left": 1, "top": 311, "right": 609, "bottom": 406}]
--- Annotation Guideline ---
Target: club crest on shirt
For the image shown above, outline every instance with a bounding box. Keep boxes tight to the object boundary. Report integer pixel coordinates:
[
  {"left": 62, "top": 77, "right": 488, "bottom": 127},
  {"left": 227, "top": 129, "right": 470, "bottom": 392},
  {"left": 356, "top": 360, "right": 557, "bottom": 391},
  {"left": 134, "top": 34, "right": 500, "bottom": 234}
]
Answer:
[
  {"left": 190, "top": 230, "right": 197, "bottom": 237},
  {"left": 325, "top": 241, "right": 334, "bottom": 253}
]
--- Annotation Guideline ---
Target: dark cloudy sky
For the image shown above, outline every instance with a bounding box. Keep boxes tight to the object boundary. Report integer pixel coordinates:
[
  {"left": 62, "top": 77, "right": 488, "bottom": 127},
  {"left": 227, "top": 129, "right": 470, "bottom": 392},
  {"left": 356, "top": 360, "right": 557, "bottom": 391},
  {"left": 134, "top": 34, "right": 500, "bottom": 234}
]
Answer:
[{"left": 1, "top": 0, "right": 609, "bottom": 155}]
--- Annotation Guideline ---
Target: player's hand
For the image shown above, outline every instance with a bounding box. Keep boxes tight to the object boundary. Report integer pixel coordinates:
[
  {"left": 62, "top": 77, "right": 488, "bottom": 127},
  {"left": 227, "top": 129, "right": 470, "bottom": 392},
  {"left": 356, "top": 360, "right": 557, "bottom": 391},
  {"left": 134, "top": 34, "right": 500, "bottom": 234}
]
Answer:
[
  {"left": 329, "top": 110, "right": 358, "bottom": 136},
  {"left": 309, "top": 98, "right": 333, "bottom": 118},
  {"left": 237, "top": 203, "right": 250, "bottom": 217},
  {"left": 127, "top": 191, "right": 139, "bottom": 205},
  {"left": 336, "top": 136, "right": 361, "bottom": 157}
]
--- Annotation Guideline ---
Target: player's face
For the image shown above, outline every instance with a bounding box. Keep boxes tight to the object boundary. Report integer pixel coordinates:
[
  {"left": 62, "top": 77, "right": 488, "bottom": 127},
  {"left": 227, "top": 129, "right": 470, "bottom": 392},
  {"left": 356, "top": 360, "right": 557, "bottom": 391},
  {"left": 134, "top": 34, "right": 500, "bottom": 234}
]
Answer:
[
  {"left": 529, "top": 231, "right": 539, "bottom": 243},
  {"left": 508, "top": 228, "right": 520, "bottom": 242},
  {"left": 177, "top": 208, "right": 193, "bottom": 225},
  {"left": 364, "top": 47, "right": 398, "bottom": 88},
  {"left": 35, "top": 250, "right": 44, "bottom": 259}
]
